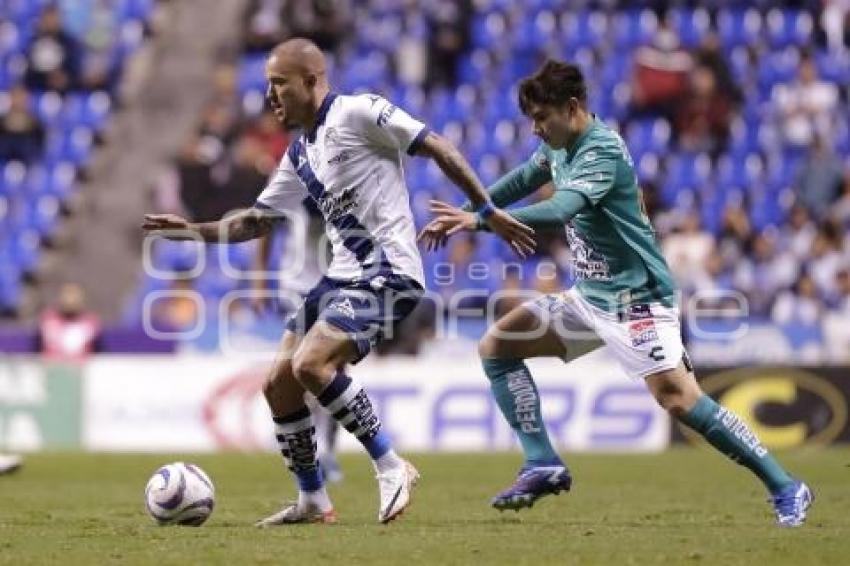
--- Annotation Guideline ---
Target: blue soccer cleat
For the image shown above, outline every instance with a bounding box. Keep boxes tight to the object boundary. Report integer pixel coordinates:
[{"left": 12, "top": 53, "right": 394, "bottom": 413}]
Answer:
[
  {"left": 770, "top": 479, "right": 814, "bottom": 527},
  {"left": 491, "top": 465, "right": 572, "bottom": 511}
]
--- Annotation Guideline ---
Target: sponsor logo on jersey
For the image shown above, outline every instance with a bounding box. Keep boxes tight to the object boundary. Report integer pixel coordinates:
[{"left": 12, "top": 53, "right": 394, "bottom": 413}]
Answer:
[
  {"left": 327, "top": 150, "right": 352, "bottom": 165},
  {"left": 629, "top": 319, "right": 659, "bottom": 347},
  {"left": 565, "top": 225, "right": 612, "bottom": 281},
  {"left": 377, "top": 104, "right": 397, "bottom": 127},
  {"left": 317, "top": 186, "right": 359, "bottom": 221}
]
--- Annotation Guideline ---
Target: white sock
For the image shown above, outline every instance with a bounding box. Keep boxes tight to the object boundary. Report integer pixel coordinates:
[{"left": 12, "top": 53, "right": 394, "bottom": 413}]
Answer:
[
  {"left": 373, "top": 448, "right": 404, "bottom": 474},
  {"left": 299, "top": 487, "right": 333, "bottom": 512}
]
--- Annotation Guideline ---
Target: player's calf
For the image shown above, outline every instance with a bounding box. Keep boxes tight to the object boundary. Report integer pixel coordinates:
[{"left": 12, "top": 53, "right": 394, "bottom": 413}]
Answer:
[{"left": 647, "top": 363, "right": 809, "bottom": 525}]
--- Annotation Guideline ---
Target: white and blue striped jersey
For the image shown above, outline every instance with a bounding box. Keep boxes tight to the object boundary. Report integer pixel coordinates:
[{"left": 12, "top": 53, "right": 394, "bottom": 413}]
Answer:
[{"left": 255, "top": 92, "right": 429, "bottom": 286}]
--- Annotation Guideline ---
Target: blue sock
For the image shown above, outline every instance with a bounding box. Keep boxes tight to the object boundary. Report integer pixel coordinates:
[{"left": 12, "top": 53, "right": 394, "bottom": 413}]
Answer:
[
  {"left": 316, "top": 371, "right": 391, "bottom": 460},
  {"left": 482, "top": 358, "right": 562, "bottom": 467},
  {"left": 273, "top": 407, "right": 323, "bottom": 491},
  {"left": 680, "top": 395, "right": 794, "bottom": 494}
]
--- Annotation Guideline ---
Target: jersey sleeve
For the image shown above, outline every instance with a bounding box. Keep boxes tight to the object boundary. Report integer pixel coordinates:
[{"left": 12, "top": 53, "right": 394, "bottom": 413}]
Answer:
[
  {"left": 254, "top": 149, "right": 307, "bottom": 213},
  {"left": 352, "top": 94, "right": 430, "bottom": 155},
  {"left": 562, "top": 145, "right": 618, "bottom": 205},
  {"left": 462, "top": 144, "right": 552, "bottom": 212}
]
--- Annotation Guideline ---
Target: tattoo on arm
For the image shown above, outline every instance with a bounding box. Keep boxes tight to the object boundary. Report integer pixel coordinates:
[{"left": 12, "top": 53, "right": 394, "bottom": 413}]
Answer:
[
  {"left": 192, "top": 209, "right": 276, "bottom": 243},
  {"left": 420, "top": 133, "right": 490, "bottom": 208}
]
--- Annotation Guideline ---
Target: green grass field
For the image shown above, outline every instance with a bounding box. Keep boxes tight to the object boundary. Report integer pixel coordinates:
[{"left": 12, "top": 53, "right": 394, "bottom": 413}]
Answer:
[{"left": 1, "top": 449, "right": 848, "bottom": 565}]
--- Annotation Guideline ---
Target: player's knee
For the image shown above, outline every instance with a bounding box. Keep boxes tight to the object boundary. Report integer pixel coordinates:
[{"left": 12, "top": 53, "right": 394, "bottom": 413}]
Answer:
[
  {"left": 262, "top": 360, "right": 293, "bottom": 400},
  {"left": 291, "top": 350, "right": 329, "bottom": 388},
  {"left": 478, "top": 333, "right": 499, "bottom": 359},
  {"left": 653, "top": 389, "right": 690, "bottom": 418}
]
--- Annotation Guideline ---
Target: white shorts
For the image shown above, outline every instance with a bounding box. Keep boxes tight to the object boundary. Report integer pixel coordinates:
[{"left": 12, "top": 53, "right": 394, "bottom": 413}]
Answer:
[{"left": 526, "top": 288, "right": 685, "bottom": 380}]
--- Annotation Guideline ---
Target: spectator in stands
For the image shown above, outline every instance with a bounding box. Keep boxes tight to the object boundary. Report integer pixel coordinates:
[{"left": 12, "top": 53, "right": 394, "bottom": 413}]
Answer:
[
  {"left": 674, "top": 64, "right": 736, "bottom": 157},
  {"left": 771, "top": 273, "right": 823, "bottom": 325},
  {"left": 772, "top": 52, "right": 839, "bottom": 149},
  {"left": 76, "top": 0, "right": 119, "bottom": 92},
  {"left": 38, "top": 283, "right": 102, "bottom": 361},
  {"left": 822, "top": 0, "right": 850, "bottom": 54},
  {"left": 832, "top": 173, "right": 850, "bottom": 226},
  {"left": 0, "top": 86, "right": 45, "bottom": 164},
  {"left": 716, "top": 201, "right": 752, "bottom": 265},
  {"left": 627, "top": 18, "right": 693, "bottom": 124},
  {"left": 806, "top": 221, "right": 845, "bottom": 299},
  {"left": 823, "top": 268, "right": 850, "bottom": 362},
  {"left": 216, "top": 136, "right": 272, "bottom": 217},
  {"left": 780, "top": 204, "right": 818, "bottom": 260},
  {"left": 693, "top": 32, "right": 743, "bottom": 106},
  {"left": 793, "top": 135, "right": 845, "bottom": 219},
  {"left": 662, "top": 210, "right": 715, "bottom": 293},
  {"left": 24, "top": 5, "right": 83, "bottom": 93},
  {"left": 733, "top": 231, "right": 799, "bottom": 317},
  {"left": 424, "top": 0, "right": 473, "bottom": 91},
  {"left": 175, "top": 134, "right": 218, "bottom": 222},
  {"left": 242, "top": 0, "right": 287, "bottom": 53},
  {"left": 283, "top": 0, "right": 352, "bottom": 55},
  {"left": 243, "top": 110, "right": 289, "bottom": 163}
]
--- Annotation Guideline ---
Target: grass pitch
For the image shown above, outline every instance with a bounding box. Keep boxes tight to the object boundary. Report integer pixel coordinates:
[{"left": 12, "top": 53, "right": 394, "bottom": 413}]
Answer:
[{"left": 1, "top": 449, "right": 848, "bottom": 565}]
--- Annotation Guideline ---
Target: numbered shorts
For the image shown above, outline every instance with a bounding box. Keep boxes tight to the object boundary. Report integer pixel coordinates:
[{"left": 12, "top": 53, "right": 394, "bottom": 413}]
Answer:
[
  {"left": 526, "top": 288, "right": 685, "bottom": 380},
  {"left": 285, "top": 274, "right": 423, "bottom": 363}
]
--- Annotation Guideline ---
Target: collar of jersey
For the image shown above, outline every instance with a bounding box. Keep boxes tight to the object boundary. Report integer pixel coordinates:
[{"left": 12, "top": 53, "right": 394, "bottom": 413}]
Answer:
[
  {"left": 305, "top": 92, "right": 338, "bottom": 143},
  {"left": 564, "top": 113, "right": 599, "bottom": 161}
]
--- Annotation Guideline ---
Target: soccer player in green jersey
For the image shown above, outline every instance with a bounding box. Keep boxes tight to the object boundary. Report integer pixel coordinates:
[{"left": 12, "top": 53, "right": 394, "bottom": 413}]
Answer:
[{"left": 420, "top": 60, "right": 812, "bottom": 527}]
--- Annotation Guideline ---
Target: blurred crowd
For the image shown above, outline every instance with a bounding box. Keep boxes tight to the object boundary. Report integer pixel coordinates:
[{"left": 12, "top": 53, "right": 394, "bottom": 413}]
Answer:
[{"left": 1, "top": 1, "right": 152, "bottom": 318}]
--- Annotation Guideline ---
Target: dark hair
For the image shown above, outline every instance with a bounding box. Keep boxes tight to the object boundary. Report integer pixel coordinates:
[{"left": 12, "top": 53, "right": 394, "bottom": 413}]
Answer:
[{"left": 518, "top": 59, "right": 587, "bottom": 115}]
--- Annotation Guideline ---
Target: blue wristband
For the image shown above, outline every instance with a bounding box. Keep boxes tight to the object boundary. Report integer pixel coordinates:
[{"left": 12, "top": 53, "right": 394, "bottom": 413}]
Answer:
[{"left": 476, "top": 200, "right": 496, "bottom": 219}]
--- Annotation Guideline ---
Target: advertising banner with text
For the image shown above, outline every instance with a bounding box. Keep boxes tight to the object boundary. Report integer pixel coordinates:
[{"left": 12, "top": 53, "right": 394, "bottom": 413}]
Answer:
[{"left": 84, "top": 350, "right": 670, "bottom": 453}]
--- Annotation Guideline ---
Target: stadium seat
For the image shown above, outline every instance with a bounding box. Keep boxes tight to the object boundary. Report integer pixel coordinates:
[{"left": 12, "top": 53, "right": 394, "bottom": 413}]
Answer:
[
  {"left": 766, "top": 9, "right": 812, "bottom": 48},
  {"left": 668, "top": 8, "right": 710, "bottom": 48},
  {"left": 718, "top": 9, "right": 763, "bottom": 47}
]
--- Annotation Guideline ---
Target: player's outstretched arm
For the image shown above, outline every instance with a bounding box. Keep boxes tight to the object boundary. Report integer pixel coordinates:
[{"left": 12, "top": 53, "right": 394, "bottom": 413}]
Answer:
[
  {"left": 142, "top": 208, "right": 276, "bottom": 243},
  {"left": 415, "top": 132, "right": 536, "bottom": 257}
]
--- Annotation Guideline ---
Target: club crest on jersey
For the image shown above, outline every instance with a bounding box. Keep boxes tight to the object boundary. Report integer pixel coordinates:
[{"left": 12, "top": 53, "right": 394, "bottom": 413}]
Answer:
[
  {"left": 324, "top": 127, "right": 339, "bottom": 145},
  {"left": 533, "top": 152, "right": 550, "bottom": 169},
  {"left": 629, "top": 319, "right": 659, "bottom": 347}
]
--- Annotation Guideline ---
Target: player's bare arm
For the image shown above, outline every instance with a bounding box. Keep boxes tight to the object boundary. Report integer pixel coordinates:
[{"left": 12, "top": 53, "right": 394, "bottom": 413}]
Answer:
[
  {"left": 415, "top": 131, "right": 536, "bottom": 258},
  {"left": 142, "top": 208, "right": 276, "bottom": 243}
]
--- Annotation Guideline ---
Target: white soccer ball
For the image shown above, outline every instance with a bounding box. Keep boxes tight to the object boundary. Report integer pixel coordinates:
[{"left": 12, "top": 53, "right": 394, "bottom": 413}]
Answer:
[{"left": 144, "top": 462, "right": 215, "bottom": 526}]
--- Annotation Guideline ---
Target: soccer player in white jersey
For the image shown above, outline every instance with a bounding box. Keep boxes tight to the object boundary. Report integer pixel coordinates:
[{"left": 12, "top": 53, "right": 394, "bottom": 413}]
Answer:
[{"left": 143, "top": 38, "right": 535, "bottom": 525}]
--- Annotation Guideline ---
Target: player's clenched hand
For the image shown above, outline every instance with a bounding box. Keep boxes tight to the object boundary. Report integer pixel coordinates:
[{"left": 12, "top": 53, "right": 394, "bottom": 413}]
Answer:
[
  {"left": 142, "top": 213, "right": 193, "bottom": 238},
  {"left": 482, "top": 208, "right": 536, "bottom": 259}
]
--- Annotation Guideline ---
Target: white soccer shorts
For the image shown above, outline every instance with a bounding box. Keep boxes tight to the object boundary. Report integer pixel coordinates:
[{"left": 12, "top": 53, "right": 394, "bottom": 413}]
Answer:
[{"left": 525, "top": 288, "right": 685, "bottom": 380}]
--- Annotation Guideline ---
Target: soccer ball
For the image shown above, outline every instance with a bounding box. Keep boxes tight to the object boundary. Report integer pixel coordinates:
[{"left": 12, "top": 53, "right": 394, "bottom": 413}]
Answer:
[{"left": 144, "top": 462, "right": 215, "bottom": 526}]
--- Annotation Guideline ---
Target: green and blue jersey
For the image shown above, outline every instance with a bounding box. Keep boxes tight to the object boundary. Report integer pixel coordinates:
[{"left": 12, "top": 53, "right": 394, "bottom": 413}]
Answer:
[{"left": 481, "top": 116, "right": 677, "bottom": 312}]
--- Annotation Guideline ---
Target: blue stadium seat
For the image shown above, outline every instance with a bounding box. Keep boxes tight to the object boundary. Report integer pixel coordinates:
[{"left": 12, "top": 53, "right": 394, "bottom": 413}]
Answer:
[
  {"left": 668, "top": 8, "right": 710, "bottom": 48},
  {"left": 11, "top": 228, "right": 41, "bottom": 273},
  {"left": 766, "top": 9, "right": 812, "bottom": 48},
  {"left": 238, "top": 54, "right": 268, "bottom": 94},
  {"left": 613, "top": 9, "right": 657, "bottom": 48},
  {"left": 717, "top": 9, "right": 763, "bottom": 47},
  {"left": 471, "top": 11, "right": 507, "bottom": 50},
  {"left": 560, "top": 11, "right": 608, "bottom": 50},
  {"left": 27, "top": 194, "right": 60, "bottom": 238}
]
